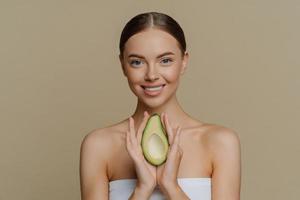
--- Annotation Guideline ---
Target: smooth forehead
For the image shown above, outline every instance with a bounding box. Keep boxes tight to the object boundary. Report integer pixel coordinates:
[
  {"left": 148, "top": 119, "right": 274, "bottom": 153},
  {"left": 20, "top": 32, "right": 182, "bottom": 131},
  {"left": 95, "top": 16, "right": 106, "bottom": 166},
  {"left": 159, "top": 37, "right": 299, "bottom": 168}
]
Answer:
[{"left": 123, "top": 28, "right": 182, "bottom": 58}]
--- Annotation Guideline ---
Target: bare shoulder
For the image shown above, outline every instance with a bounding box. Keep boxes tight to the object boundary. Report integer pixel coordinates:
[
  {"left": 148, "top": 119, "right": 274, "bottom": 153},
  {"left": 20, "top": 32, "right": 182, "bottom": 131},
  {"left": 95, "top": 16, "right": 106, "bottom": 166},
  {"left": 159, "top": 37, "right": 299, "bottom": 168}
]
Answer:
[
  {"left": 80, "top": 119, "right": 128, "bottom": 162},
  {"left": 80, "top": 121, "right": 126, "bottom": 157},
  {"left": 79, "top": 128, "right": 111, "bottom": 199},
  {"left": 80, "top": 121, "right": 127, "bottom": 199},
  {"left": 199, "top": 123, "right": 241, "bottom": 198},
  {"left": 201, "top": 123, "right": 241, "bottom": 148},
  {"left": 200, "top": 123, "right": 241, "bottom": 170},
  {"left": 184, "top": 119, "right": 241, "bottom": 158},
  {"left": 80, "top": 127, "right": 112, "bottom": 154},
  {"left": 80, "top": 127, "right": 114, "bottom": 180}
]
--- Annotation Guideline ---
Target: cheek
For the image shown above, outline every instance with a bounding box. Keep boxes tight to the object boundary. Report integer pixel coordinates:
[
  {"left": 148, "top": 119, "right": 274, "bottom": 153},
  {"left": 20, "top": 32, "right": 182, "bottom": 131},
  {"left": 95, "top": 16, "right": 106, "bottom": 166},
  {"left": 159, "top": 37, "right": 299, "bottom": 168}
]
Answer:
[
  {"left": 162, "top": 67, "right": 181, "bottom": 83},
  {"left": 126, "top": 70, "right": 143, "bottom": 83}
]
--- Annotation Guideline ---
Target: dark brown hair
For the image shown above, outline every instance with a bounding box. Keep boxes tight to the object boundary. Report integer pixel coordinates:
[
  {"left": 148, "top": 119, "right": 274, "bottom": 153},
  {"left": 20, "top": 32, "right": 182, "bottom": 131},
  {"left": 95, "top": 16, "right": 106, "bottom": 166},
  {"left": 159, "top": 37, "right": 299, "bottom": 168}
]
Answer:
[{"left": 119, "top": 12, "right": 187, "bottom": 58}]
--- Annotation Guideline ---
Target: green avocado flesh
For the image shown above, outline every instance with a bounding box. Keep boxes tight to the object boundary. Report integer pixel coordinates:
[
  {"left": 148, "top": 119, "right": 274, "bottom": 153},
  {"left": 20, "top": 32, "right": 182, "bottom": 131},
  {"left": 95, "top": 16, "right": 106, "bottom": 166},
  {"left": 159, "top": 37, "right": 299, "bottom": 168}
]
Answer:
[{"left": 141, "top": 113, "right": 169, "bottom": 166}]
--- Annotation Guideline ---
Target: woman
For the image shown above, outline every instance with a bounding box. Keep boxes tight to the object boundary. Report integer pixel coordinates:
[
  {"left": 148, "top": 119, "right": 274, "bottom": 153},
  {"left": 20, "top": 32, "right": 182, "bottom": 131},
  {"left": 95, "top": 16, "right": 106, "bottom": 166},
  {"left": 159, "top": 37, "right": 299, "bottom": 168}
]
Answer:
[{"left": 80, "top": 11, "right": 241, "bottom": 200}]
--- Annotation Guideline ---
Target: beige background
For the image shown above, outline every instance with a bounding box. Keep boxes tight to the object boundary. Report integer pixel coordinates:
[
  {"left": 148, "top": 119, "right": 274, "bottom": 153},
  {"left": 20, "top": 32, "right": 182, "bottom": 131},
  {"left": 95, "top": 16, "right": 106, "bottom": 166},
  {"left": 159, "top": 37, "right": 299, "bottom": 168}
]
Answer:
[{"left": 1, "top": 1, "right": 299, "bottom": 199}]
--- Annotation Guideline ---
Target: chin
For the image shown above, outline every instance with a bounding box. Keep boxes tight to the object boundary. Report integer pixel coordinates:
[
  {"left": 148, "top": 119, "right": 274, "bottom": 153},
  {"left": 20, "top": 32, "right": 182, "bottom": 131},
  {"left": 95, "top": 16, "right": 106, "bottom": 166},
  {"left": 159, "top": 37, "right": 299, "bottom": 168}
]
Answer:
[
  {"left": 143, "top": 99, "right": 164, "bottom": 108},
  {"left": 139, "top": 93, "right": 173, "bottom": 109}
]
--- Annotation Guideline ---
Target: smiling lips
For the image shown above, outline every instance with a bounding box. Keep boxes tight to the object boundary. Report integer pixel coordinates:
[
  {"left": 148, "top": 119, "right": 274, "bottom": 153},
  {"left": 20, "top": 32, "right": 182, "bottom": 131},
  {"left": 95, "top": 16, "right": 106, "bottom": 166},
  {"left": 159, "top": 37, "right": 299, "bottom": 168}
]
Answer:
[{"left": 141, "top": 84, "right": 166, "bottom": 96}]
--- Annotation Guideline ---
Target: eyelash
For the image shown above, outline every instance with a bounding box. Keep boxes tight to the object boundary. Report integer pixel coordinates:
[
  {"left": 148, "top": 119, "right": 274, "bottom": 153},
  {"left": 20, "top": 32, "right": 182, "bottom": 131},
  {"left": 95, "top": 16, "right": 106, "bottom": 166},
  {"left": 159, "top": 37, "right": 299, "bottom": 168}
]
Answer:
[{"left": 130, "top": 58, "right": 173, "bottom": 67}]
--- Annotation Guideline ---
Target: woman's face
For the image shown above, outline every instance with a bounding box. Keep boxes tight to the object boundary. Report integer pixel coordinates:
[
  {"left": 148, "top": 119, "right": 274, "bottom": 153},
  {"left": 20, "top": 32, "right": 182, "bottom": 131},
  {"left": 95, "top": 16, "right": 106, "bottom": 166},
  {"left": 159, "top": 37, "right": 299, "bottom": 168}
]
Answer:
[{"left": 119, "top": 28, "right": 189, "bottom": 108}]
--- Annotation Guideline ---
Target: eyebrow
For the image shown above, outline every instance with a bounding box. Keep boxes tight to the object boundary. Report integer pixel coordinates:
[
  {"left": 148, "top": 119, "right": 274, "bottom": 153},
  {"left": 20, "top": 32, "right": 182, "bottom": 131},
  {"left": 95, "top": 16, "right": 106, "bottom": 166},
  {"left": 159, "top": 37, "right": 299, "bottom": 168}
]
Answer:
[{"left": 128, "top": 52, "right": 175, "bottom": 59}]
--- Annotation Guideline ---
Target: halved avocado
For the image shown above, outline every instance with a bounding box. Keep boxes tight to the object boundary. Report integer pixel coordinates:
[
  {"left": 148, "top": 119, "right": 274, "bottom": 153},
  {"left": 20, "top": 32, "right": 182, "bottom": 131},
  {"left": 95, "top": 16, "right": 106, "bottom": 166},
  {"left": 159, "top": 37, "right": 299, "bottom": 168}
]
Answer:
[{"left": 141, "top": 113, "right": 169, "bottom": 166}]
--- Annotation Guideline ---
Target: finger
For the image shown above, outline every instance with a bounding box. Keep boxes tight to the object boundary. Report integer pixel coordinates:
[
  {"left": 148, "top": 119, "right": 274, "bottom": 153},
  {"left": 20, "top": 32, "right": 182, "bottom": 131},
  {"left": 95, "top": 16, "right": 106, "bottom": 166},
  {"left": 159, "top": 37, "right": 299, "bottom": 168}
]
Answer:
[
  {"left": 175, "top": 146, "right": 184, "bottom": 173},
  {"left": 161, "top": 113, "right": 169, "bottom": 143},
  {"left": 160, "top": 112, "right": 166, "bottom": 130},
  {"left": 137, "top": 111, "right": 150, "bottom": 144},
  {"left": 129, "top": 116, "right": 135, "bottom": 133},
  {"left": 129, "top": 117, "right": 136, "bottom": 144},
  {"left": 125, "top": 131, "right": 131, "bottom": 152},
  {"left": 164, "top": 113, "right": 175, "bottom": 144},
  {"left": 169, "top": 126, "right": 181, "bottom": 154},
  {"left": 173, "top": 126, "right": 181, "bottom": 145},
  {"left": 126, "top": 130, "right": 141, "bottom": 163},
  {"left": 179, "top": 146, "right": 183, "bottom": 157},
  {"left": 161, "top": 113, "right": 169, "bottom": 142}
]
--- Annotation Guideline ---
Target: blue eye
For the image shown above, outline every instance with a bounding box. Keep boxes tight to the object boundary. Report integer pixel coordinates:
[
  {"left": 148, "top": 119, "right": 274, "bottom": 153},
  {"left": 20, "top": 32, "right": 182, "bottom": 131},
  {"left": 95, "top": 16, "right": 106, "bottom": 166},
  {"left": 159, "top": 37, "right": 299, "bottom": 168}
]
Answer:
[
  {"left": 161, "top": 58, "right": 173, "bottom": 65},
  {"left": 130, "top": 60, "right": 143, "bottom": 67}
]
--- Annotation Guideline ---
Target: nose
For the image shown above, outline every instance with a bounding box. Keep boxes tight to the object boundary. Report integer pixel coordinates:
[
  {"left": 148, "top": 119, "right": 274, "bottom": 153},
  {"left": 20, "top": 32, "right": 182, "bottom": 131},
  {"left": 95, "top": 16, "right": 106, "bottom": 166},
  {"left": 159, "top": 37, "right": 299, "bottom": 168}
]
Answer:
[{"left": 145, "top": 64, "right": 159, "bottom": 81}]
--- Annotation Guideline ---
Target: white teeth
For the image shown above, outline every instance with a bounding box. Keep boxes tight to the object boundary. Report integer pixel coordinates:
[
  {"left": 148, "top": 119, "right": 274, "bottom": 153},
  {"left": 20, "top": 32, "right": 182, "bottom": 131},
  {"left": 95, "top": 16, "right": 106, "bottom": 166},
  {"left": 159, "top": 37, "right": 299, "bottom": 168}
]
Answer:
[{"left": 144, "top": 85, "right": 163, "bottom": 91}]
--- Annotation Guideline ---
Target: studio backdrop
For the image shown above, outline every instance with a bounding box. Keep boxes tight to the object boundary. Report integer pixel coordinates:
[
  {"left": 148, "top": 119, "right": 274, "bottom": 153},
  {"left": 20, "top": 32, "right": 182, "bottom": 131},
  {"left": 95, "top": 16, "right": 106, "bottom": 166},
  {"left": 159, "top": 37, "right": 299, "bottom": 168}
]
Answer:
[{"left": 0, "top": 1, "right": 299, "bottom": 200}]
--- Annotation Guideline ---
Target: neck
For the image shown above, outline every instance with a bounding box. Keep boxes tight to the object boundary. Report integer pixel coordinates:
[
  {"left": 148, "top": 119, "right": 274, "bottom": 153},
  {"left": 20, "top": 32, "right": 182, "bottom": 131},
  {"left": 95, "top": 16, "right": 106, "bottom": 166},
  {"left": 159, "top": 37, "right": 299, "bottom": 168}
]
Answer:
[{"left": 131, "top": 93, "right": 190, "bottom": 130}]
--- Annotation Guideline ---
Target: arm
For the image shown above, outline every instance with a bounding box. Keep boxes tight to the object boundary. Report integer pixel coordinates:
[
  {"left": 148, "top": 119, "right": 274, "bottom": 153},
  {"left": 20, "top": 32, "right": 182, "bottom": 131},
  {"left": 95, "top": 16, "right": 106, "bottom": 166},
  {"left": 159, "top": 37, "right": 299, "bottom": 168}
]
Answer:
[
  {"left": 80, "top": 129, "right": 109, "bottom": 200},
  {"left": 208, "top": 127, "right": 242, "bottom": 200}
]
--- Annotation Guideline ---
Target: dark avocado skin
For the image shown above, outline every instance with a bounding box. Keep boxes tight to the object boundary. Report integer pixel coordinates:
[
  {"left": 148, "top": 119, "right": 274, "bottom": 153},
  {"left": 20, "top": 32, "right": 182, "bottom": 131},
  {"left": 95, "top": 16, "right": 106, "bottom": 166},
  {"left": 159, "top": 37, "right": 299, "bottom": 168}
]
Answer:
[{"left": 141, "top": 113, "right": 170, "bottom": 166}]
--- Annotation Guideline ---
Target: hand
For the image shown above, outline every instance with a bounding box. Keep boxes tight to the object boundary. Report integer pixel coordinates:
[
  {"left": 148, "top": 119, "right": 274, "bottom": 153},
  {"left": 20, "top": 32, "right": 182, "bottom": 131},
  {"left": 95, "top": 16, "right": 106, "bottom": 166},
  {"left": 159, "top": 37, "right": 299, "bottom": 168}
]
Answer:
[
  {"left": 125, "top": 111, "right": 156, "bottom": 193},
  {"left": 156, "top": 112, "right": 183, "bottom": 192}
]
